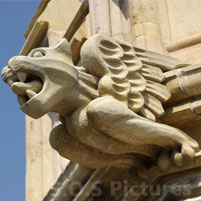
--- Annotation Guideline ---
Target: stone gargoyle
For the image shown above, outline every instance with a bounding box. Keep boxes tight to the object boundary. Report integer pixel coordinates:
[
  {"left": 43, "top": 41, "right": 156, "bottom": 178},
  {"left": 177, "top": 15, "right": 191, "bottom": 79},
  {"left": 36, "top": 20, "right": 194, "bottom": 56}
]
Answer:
[{"left": 2, "top": 34, "right": 200, "bottom": 176}]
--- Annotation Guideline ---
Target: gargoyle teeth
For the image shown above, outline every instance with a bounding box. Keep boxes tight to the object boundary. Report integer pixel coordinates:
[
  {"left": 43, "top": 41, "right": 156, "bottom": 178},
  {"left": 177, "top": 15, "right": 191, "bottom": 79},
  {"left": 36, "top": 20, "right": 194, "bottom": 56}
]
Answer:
[
  {"left": 7, "top": 78, "right": 14, "bottom": 86},
  {"left": 6, "top": 75, "right": 18, "bottom": 86},
  {"left": 17, "top": 72, "right": 27, "bottom": 82},
  {"left": 26, "top": 89, "right": 37, "bottom": 99},
  {"left": 17, "top": 95, "right": 27, "bottom": 105}
]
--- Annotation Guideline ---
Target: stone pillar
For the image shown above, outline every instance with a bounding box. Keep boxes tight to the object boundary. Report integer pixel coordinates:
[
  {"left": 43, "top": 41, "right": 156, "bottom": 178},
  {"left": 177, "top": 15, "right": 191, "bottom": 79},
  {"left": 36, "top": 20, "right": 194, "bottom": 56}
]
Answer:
[
  {"left": 89, "top": 0, "right": 166, "bottom": 52},
  {"left": 129, "top": 0, "right": 167, "bottom": 53},
  {"left": 26, "top": 115, "right": 53, "bottom": 201},
  {"left": 88, "top": 0, "right": 111, "bottom": 35},
  {"left": 88, "top": 0, "right": 132, "bottom": 42}
]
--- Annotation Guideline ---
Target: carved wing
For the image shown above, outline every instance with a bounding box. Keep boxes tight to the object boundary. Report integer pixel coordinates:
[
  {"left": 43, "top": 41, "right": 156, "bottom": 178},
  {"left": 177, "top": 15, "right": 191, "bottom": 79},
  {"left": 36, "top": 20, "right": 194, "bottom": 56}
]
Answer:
[{"left": 81, "top": 34, "right": 184, "bottom": 121}]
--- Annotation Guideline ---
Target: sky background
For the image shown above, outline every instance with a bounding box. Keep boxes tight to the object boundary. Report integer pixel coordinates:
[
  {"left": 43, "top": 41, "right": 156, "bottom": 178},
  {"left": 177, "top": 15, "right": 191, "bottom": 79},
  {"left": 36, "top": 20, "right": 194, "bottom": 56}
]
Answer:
[{"left": 0, "top": 1, "right": 40, "bottom": 201}]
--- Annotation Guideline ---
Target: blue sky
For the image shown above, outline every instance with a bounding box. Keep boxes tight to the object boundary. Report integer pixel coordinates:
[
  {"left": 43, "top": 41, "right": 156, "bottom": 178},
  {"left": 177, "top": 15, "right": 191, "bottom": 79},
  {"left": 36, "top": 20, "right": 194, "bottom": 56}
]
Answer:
[{"left": 0, "top": 1, "right": 40, "bottom": 201}]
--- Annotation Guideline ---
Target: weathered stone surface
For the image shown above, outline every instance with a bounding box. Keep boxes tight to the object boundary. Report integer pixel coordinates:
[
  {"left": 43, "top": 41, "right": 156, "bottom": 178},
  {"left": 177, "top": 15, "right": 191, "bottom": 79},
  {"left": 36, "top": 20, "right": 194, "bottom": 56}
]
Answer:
[
  {"left": 2, "top": 34, "right": 201, "bottom": 179},
  {"left": 37, "top": 0, "right": 81, "bottom": 31},
  {"left": 5, "top": 1, "right": 201, "bottom": 200}
]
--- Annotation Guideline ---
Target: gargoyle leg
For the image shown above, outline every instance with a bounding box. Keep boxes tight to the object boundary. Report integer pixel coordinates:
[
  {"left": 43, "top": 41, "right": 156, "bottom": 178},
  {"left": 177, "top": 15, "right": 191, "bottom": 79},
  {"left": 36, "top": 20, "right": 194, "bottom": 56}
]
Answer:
[
  {"left": 66, "top": 107, "right": 160, "bottom": 159},
  {"left": 86, "top": 97, "right": 200, "bottom": 165},
  {"left": 49, "top": 124, "right": 147, "bottom": 169}
]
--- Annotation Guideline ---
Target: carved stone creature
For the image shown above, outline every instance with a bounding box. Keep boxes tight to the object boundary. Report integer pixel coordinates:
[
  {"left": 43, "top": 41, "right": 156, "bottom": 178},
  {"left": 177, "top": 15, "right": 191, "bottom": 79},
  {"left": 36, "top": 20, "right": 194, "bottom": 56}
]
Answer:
[{"left": 2, "top": 34, "right": 200, "bottom": 176}]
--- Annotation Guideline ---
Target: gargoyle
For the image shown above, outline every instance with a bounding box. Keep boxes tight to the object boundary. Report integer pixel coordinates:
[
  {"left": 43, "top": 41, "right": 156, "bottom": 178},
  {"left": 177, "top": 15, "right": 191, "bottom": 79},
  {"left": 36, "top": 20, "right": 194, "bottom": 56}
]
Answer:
[{"left": 2, "top": 34, "right": 200, "bottom": 176}]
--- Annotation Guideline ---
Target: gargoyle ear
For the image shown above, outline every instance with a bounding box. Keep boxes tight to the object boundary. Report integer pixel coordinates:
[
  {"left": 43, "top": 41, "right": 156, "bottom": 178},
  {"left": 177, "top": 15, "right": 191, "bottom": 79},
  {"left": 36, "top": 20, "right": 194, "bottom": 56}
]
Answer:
[{"left": 55, "top": 38, "right": 72, "bottom": 57}]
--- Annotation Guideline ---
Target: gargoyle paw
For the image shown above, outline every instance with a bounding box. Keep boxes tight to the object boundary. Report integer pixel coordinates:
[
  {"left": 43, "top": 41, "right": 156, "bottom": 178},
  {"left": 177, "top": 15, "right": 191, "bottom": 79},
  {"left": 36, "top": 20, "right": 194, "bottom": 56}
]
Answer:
[{"left": 157, "top": 140, "right": 200, "bottom": 171}]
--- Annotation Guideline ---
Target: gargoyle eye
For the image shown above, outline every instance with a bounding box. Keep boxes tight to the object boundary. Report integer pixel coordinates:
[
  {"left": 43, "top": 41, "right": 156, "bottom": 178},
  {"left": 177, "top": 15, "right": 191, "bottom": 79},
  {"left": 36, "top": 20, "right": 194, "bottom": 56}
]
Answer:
[{"left": 31, "top": 50, "right": 45, "bottom": 58}]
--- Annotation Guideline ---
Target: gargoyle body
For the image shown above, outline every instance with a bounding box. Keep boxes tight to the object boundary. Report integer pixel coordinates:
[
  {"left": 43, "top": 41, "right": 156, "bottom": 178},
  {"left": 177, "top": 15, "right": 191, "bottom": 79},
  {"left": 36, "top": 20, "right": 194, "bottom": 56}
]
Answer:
[{"left": 2, "top": 34, "right": 199, "bottom": 175}]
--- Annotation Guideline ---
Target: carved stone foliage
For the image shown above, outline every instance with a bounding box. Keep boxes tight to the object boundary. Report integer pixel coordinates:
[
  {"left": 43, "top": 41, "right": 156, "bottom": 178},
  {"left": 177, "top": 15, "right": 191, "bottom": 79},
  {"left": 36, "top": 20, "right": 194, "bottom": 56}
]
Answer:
[{"left": 2, "top": 34, "right": 200, "bottom": 178}]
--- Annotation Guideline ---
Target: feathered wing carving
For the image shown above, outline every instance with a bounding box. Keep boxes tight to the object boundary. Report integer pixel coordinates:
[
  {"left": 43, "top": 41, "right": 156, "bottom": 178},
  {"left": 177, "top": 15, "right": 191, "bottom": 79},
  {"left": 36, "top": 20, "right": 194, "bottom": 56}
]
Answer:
[
  {"left": 81, "top": 34, "right": 171, "bottom": 121},
  {"left": 79, "top": 34, "right": 199, "bottom": 172}
]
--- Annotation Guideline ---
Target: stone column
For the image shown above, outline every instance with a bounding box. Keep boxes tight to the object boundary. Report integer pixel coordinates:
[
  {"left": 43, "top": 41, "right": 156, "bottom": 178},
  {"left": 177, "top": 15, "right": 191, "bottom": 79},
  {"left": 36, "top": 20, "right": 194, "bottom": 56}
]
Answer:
[
  {"left": 129, "top": 0, "right": 167, "bottom": 54},
  {"left": 26, "top": 115, "right": 54, "bottom": 201},
  {"left": 88, "top": 0, "right": 111, "bottom": 35},
  {"left": 88, "top": 0, "right": 132, "bottom": 42}
]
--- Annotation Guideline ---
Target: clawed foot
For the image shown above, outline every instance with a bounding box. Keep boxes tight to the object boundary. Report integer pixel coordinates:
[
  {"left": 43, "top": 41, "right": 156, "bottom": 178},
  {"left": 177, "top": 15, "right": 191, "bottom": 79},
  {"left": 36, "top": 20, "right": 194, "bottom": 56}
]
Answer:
[
  {"left": 157, "top": 140, "right": 199, "bottom": 170},
  {"left": 138, "top": 140, "right": 200, "bottom": 179}
]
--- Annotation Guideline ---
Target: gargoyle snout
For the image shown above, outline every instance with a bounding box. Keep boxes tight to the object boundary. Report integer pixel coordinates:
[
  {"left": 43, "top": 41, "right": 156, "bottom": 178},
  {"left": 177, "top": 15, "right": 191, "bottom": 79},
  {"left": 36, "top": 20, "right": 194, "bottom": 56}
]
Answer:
[
  {"left": 1, "top": 66, "right": 12, "bottom": 83},
  {"left": 1, "top": 56, "right": 18, "bottom": 84},
  {"left": 8, "top": 56, "right": 17, "bottom": 67},
  {"left": 1, "top": 66, "right": 8, "bottom": 78}
]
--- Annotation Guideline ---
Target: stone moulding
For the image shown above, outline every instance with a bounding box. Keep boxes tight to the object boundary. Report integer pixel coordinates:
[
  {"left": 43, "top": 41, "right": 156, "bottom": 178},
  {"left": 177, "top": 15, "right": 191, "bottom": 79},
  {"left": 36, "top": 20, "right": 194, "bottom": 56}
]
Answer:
[{"left": 2, "top": 34, "right": 201, "bottom": 179}]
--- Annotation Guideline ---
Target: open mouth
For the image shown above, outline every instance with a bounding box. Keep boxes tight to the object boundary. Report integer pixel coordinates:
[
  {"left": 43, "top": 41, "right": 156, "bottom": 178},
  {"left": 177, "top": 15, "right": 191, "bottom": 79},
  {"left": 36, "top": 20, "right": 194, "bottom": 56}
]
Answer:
[{"left": 6, "top": 71, "right": 43, "bottom": 106}]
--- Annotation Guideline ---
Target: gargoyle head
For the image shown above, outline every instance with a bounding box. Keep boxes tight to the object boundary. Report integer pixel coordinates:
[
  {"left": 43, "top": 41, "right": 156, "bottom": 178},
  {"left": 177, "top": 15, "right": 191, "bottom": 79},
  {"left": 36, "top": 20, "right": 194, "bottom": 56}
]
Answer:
[{"left": 2, "top": 39, "right": 78, "bottom": 119}]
